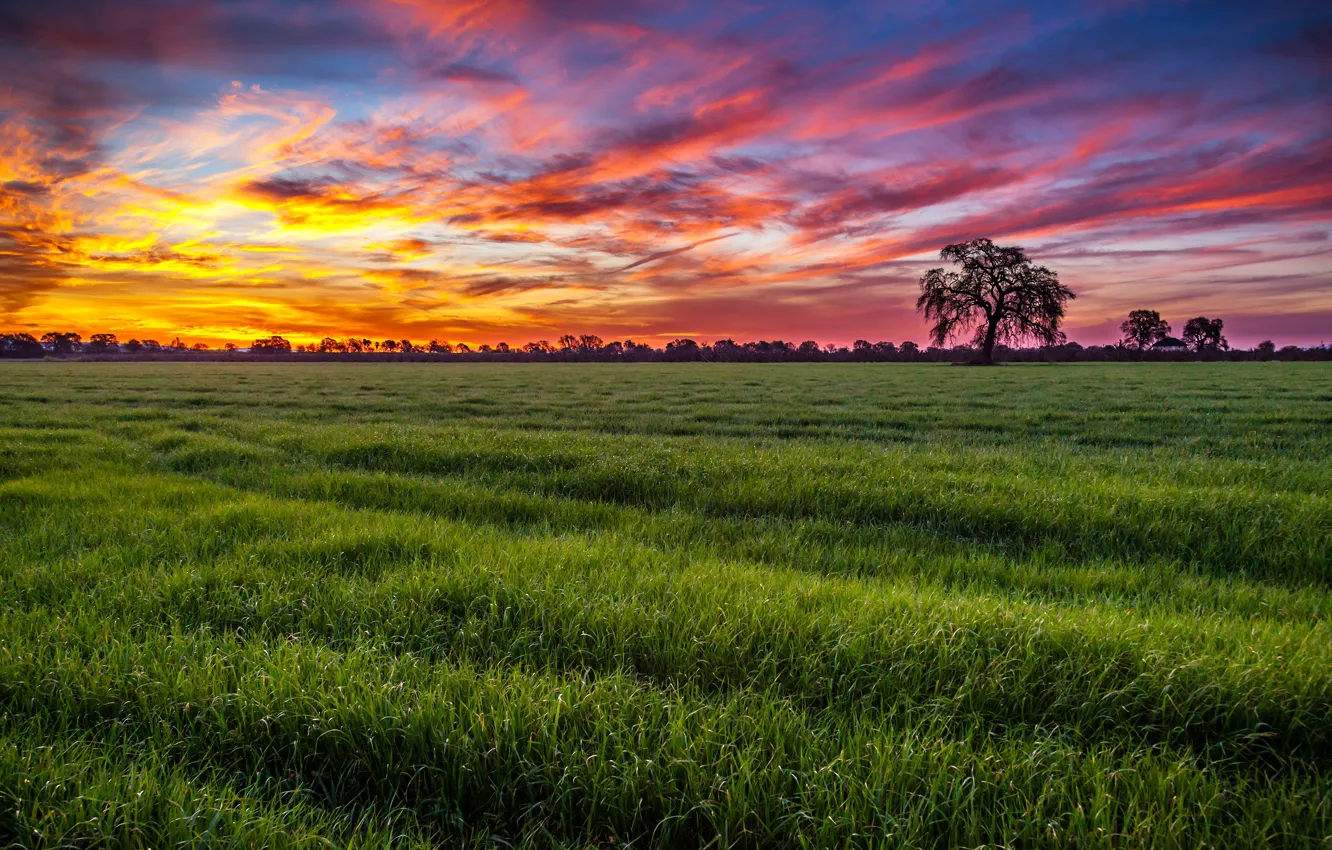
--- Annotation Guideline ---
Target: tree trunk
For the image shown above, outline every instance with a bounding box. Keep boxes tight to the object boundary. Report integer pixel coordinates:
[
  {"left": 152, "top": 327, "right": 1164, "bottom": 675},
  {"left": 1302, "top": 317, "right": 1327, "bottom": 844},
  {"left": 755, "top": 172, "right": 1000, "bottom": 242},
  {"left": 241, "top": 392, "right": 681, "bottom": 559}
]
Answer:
[{"left": 979, "top": 318, "right": 999, "bottom": 364}]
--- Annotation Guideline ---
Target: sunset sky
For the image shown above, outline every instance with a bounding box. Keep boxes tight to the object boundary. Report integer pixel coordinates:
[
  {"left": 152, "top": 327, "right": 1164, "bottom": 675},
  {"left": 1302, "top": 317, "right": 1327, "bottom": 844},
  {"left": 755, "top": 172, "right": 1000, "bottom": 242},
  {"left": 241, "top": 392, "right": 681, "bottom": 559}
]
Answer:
[{"left": 2, "top": 1, "right": 1329, "bottom": 348}]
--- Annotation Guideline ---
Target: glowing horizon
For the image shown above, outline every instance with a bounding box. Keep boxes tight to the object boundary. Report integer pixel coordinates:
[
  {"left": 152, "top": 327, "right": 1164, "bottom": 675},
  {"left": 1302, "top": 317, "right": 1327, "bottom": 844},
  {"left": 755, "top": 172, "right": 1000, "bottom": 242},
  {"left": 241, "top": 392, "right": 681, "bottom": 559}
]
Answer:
[{"left": 2, "top": 1, "right": 1329, "bottom": 349}]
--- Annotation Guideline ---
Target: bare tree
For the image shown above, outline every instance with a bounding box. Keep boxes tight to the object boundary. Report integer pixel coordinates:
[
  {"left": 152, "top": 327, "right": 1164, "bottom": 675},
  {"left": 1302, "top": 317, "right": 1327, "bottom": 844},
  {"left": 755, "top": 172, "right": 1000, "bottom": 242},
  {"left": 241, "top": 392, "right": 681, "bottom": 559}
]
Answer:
[{"left": 917, "top": 238, "right": 1074, "bottom": 364}]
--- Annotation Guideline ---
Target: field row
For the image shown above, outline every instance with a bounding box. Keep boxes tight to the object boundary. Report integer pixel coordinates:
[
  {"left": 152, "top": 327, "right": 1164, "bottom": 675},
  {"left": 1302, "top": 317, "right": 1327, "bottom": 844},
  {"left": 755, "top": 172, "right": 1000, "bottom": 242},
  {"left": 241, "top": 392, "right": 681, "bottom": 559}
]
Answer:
[{"left": 1, "top": 363, "right": 1329, "bottom": 847}]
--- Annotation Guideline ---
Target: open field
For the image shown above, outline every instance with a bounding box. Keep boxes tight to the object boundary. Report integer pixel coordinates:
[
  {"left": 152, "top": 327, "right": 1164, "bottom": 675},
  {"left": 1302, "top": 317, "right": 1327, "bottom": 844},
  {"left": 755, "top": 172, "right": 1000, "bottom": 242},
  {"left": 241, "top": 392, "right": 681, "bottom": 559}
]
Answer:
[{"left": 1, "top": 362, "right": 1330, "bottom": 848}]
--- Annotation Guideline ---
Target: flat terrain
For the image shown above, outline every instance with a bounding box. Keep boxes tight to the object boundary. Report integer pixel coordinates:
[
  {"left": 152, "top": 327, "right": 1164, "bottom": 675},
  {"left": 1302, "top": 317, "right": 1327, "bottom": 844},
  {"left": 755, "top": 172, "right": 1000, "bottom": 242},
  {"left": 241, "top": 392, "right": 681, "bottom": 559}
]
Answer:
[{"left": 1, "top": 362, "right": 1330, "bottom": 848}]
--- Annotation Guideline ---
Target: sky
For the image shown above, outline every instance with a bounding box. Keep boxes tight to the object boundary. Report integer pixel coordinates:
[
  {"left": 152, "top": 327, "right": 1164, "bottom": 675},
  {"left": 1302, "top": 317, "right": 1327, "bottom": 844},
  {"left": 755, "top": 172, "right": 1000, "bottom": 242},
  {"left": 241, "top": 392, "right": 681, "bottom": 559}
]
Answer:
[{"left": 1, "top": 0, "right": 1329, "bottom": 349}]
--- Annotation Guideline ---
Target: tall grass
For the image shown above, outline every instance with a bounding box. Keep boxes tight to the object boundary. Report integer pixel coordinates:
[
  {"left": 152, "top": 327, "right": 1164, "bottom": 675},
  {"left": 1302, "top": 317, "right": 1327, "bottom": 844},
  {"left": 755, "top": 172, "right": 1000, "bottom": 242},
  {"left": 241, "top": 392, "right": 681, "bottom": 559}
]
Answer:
[{"left": 0, "top": 362, "right": 1329, "bottom": 847}]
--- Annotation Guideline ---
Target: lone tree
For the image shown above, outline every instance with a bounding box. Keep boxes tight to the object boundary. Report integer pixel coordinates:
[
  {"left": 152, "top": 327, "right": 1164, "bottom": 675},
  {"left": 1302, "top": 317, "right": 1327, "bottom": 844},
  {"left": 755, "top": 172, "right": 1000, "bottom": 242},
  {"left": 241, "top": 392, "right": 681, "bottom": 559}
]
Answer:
[
  {"left": 917, "top": 238, "right": 1074, "bottom": 364},
  {"left": 1182, "top": 316, "right": 1227, "bottom": 351},
  {"left": 1120, "top": 309, "right": 1171, "bottom": 350}
]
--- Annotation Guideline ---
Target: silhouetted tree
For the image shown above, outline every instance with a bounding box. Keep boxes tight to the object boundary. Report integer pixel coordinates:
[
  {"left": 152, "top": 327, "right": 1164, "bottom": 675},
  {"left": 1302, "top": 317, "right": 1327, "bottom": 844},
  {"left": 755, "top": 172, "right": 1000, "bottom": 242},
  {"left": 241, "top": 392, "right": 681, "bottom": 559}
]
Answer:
[
  {"left": 380, "top": 339, "right": 399, "bottom": 352},
  {"left": 428, "top": 339, "right": 452, "bottom": 353},
  {"left": 223, "top": 342, "right": 237, "bottom": 351},
  {"left": 917, "top": 238, "right": 1074, "bottom": 364},
  {"left": 496, "top": 342, "right": 510, "bottom": 353},
  {"left": 191, "top": 342, "right": 209, "bottom": 351},
  {"left": 1120, "top": 310, "right": 1171, "bottom": 350},
  {"left": 251, "top": 335, "right": 292, "bottom": 352},
  {"left": 455, "top": 342, "right": 471, "bottom": 353},
  {"left": 41, "top": 332, "right": 82, "bottom": 354},
  {"left": 141, "top": 339, "right": 162, "bottom": 351},
  {"left": 578, "top": 334, "right": 603, "bottom": 352},
  {"left": 1, "top": 332, "right": 43, "bottom": 357},
  {"left": 1256, "top": 340, "right": 1276, "bottom": 359},
  {"left": 87, "top": 333, "right": 119, "bottom": 352},
  {"left": 558, "top": 334, "right": 578, "bottom": 351},
  {"left": 169, "top": 336, "right": 187, "bottom": 351},
  {"left": 1182, "top": 317, "right": 1227, "bottom": 351}
]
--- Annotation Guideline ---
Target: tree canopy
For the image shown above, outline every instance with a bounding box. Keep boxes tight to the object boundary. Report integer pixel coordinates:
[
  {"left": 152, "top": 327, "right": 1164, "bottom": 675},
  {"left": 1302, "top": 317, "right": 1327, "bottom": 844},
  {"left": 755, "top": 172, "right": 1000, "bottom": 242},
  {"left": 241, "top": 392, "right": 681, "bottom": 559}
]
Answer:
[
  {"left": 1182, "top": 317, "right": 1228, "bottom": 351},
  {"left": 1120, "top": 310, "right": 1171, "bottom": 349},
  {"left": 917, "top": 239, "right": 1075, "bottom": 364}
]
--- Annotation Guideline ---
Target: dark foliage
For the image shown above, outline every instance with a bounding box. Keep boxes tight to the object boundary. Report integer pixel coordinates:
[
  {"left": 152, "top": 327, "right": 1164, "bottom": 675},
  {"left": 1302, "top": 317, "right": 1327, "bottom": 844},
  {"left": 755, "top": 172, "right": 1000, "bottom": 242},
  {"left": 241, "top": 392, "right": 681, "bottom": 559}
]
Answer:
[
  {"left": 1182, "top": 317, "right": 1228, "bottom": 352},
  {"left": 917, "top": 239, "right": 1075, "bottom": 364},
  {"left": 1120, "top": 310, "right": 1171, "bottom": 350}
]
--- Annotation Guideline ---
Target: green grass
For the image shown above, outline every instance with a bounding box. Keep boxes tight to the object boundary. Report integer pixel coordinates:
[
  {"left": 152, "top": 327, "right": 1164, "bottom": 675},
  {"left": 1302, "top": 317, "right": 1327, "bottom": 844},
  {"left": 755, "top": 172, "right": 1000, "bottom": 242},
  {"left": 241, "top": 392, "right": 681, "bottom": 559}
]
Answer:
[{"left": 0, "top": 361, "right": 1329, "bottom": 848}]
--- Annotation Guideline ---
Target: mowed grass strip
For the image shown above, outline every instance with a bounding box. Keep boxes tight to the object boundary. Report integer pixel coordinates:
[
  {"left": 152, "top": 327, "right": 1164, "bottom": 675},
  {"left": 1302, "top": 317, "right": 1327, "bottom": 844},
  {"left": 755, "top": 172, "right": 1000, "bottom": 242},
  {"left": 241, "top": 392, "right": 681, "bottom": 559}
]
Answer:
[{"left": 0, "top": 362, "right": 1330, "bottom": 847}]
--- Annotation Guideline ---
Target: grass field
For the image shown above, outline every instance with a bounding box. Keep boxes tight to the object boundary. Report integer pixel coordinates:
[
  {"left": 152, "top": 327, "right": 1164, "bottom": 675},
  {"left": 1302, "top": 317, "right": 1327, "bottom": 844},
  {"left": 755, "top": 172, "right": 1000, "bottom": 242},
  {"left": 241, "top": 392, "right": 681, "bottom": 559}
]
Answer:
[{"left": 1, "top": 361, "right": 1330, "bottom": 848}]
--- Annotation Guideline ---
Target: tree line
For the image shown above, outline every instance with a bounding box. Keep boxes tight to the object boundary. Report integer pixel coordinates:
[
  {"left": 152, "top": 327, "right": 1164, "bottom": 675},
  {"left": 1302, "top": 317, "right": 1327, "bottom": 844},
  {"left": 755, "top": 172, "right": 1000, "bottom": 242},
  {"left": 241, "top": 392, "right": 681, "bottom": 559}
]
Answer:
[
  {"left": 3, "top": 329, "right": 1323, "bottom": 362},
  {"left": 3, "top": 239, "right": 1326, "bottom": 363}
]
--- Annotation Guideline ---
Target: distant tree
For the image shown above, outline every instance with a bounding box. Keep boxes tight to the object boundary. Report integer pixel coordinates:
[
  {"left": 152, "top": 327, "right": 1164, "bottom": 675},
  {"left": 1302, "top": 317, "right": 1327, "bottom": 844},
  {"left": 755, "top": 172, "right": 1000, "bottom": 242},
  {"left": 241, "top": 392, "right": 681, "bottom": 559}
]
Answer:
[
  {"left": 917, "top": 238, "right": 1074, "bottom": 364},
  {"left": 0, "top": 332, "right": 44, "bottom": 357},
  {"left": 900, "top": 341, "right": 919, "bottom": 356},
  {"left": 873, "top": 341, "right": 897, "bottom": 356},
  {"left": 455, "top": 342, "right": 471, "bottom": 353},
  {"left": 578, "top": 334, "right": 603, "bottom": 352},
  {"left": 252, "top": 335, "right": 292, "bottom": 352},
  {"left": 169, "top": 336, "right": 187, "bottom": 350},
  {"left": 87, "top": 333, "right": 119, "bottom": 352},
  {"left": 1182, "top": 316, "right": 1228, "bottom": 351},
  {"left": 41, "top": 332, "right": 82, "bottom": 354},
  {"left": 1120, "top": 309, "right": 1171, "bottom": 350},
  {"left": 1256, "top": 340, "right": 1276, "bottom": 359},
  {"left": 797, "top": 340, "right": 821, "bottom": 356},
  {"left": 603, "top": 341, "right": 624, "bottom": 355},
  {"left": 478, "top": 344, "right": 493, "bottom": 353},
  {"left": 141, "top": 339, "right": 162, "bottom": 351},
  {"left": 380, "top": 339, "right": 399, "bottom": 353},
  {"left": 399, "top": 339, "right": 414, "bottom": 353},
  {"left": 317, "top": 337, "right": 345, "bottom": 353},
  {"left": 222, "top": 342, "right": 237, "bottom": 351},
  {"left": 496, "top": 341, "right": 510, "bottom": 353},
  {"left": 428, "top": 339, "right": 453, "bottom": 353},
  {"left": 522, "top": 341, "right": 545, "bottom": 353},
  {"left": 558, "top": 334, "right": 578, "bottom": 351},
  {"left": 124, "top": 338, "right": 143, "bottom": 352},
  {"left": 191, "top": 342, "right": 209, "bottom": 351}
]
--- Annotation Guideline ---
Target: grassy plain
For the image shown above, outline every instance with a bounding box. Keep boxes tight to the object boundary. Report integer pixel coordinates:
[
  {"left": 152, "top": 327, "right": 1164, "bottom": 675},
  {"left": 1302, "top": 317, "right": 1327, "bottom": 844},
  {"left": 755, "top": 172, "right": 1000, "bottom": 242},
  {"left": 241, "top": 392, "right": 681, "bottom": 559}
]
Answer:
[{"left": 0, "top": 361, "right": 1330, "bottom": 848}]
